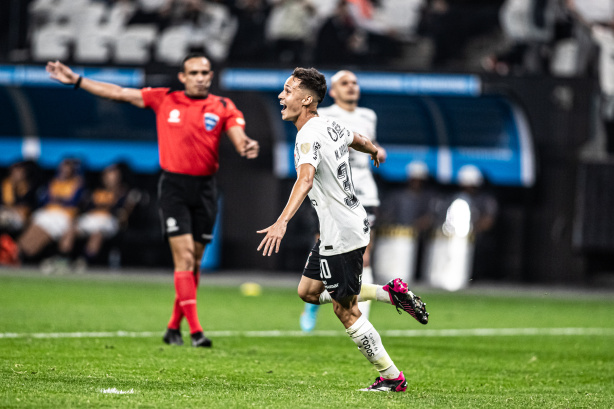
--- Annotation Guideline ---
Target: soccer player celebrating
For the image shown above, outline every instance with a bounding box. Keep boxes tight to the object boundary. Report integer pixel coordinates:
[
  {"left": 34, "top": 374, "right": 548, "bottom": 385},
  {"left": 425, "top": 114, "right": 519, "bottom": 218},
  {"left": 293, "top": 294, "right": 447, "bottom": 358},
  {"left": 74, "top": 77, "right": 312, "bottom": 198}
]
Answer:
[
  {"left": 47, "top": 53, "right": 259, "bottom": 348},
  {"left": 257, "top": 68, "right": 428, "bottom": 392},
  {"left": 300, "top": 69, "right": 386, "bottom": 331}
]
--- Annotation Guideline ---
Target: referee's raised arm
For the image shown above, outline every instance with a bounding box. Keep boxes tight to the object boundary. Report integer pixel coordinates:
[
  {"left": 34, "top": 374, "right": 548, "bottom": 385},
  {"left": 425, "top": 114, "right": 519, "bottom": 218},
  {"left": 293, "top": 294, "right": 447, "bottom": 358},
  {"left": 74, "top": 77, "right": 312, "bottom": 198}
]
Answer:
[{"left": 46, "top": 60, "right": 145, "bottom": 108}]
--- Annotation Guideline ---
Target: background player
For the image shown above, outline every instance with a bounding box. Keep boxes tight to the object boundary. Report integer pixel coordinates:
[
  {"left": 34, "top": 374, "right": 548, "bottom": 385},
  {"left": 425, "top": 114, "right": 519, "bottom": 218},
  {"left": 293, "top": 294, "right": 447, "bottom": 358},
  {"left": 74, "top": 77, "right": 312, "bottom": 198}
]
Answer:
[
  {"left": 46, "top": 53, "right": 259, "bottom": 348},
  {"left": 257, "top": 67, "right": 427, "bottom": 391},
  {"left": 300, "top": 70, "right": 386, "bottom": 331}
]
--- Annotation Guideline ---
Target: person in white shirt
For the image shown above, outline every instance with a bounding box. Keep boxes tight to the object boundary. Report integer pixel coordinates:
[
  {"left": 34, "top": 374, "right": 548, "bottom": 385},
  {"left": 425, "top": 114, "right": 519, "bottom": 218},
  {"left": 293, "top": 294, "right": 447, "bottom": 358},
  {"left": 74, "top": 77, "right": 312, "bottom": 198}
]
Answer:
[
  {"left": 299, "top": 70, "right": 386, "bottom": 331},
  {"left": 257, "top": 67, "right": 428, "bottom": 392}
]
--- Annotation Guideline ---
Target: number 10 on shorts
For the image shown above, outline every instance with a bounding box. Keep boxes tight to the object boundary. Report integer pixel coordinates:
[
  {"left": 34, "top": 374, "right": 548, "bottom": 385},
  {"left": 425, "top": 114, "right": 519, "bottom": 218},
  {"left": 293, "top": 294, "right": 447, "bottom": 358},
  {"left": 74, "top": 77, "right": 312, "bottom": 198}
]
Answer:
[{"left": 320, "top": 259, "right": 331, "bottom": 279}]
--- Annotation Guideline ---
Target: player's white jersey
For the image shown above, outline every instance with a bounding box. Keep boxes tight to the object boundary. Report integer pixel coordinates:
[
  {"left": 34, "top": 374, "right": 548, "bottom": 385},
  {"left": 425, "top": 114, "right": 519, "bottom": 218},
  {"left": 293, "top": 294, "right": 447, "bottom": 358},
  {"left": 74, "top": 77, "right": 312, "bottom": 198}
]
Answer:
[
  {"left": 318, "top": 104, "right": 380, "bottom": 207},
  {"left": 294, "top": 116, "right": 370, "bottom": 256}
]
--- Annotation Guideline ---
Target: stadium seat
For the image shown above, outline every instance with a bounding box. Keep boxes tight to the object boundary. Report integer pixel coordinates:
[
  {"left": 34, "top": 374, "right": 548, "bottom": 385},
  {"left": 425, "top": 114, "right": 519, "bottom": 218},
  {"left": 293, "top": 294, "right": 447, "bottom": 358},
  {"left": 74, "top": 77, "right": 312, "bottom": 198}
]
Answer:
[
  {"left": 156, "top": 26, "right": 191, "bottom": 65},
  {"left": 114, "top": 24, "right": 158, "bottom": 65},
  {"left": 31, "top": 23, "right": 74, "bottom": 61},
  {"left": 203, "top": 14, "right": 238, "bottom": 62},
  {"left": 74, "top": 0, "right": 138, "bottom": 63},
  {"left": 29, "top": 0, "right": 91, "bottom": 30},
  {"left": 200, "top": 3, "right": 239, "bottom": 62},
  {"left": 137, "top": 0, "right": 166, "bottom": 13},
  {"left": 73, "top": 2, "right": 113, "bottom": 63},
  {"left": 373, "top": 0, "right": 424, "bottom": 40},
  {"left": 75, "top": 30, "right": 114, "bottom": 64}
]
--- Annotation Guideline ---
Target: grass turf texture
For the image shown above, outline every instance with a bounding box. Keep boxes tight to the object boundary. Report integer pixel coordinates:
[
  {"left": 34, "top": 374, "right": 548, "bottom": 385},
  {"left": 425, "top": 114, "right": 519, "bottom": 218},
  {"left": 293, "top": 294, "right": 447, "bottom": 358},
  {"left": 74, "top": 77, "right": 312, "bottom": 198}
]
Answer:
[{"left": 1, "top": 271, "right": 613, "bottom": 408}]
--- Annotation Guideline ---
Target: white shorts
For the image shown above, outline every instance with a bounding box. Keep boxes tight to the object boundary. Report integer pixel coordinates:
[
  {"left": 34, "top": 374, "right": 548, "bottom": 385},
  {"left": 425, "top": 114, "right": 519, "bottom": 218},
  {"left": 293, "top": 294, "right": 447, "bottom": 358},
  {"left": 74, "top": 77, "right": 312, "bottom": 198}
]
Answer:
[
  {"left": 77, "top": 213, "right": 119, "bottom": 238},
  {"left": 32, "top": 209, "right": 72, "bottom": 240},
  {"left": 0, "top": 207, "right": 26, "bottom": 231}
]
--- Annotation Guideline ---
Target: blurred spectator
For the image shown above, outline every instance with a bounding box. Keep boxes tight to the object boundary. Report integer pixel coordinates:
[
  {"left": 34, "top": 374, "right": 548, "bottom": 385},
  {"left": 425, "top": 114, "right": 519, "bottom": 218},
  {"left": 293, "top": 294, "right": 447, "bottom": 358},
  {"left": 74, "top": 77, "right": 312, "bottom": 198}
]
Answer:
[
  {"left": 566, "top": 0, "right": 614, "bottom": 150},
  {"left": 266, "top": 0, "right": 316, "bottom": 65},
  {"left": 482, "top": 0, "right": 556, "bottom": 75},
  {"left": 380, "top": 161, "right": 434, "bottom": 233},
  {"left": 129, "top": 0, "right": 238, "bottom": 63},
  {"left": 421, "top": 0, "right": 503, "bottom": 68},
  {"left": 0, "top": 162, "right": 38, "bottom": 236},
  {"left": 435, "top": 165, "right": 498, "bottom": 276},
  {"left": 345, "top": 0, "right": 423, "bottom": 64},
  {"left": 228, "top": 0, "right": 272, "bottom": 64},
  {"left": 314, "top": 0, "right": 365, "bottom": 65},
  {"left": 592, "top": 24, "right": 614, "bottom": 150},
  {"left": 452, "top": 165, "right": 497, "bottom": 234},
  {"left": 127, "top": 0, "right": 169, "bottom": 27},
  {"left": 0, "top": 162, "right": 39, "bottom": 266},
  {"left": 424, "top": 165, "right": 498, "bottom": 289},
  {"left": 374, "top": 161, "right": 434, "bottom": 285},
  {"left": 106, "top": 0, "right": 139, "bottom": 30},
  {"left": 55, "top": 163, "right": 140, "bottom": 272},
  {"left": 17, "top": 158, "right": 84, "bottom": 263}
]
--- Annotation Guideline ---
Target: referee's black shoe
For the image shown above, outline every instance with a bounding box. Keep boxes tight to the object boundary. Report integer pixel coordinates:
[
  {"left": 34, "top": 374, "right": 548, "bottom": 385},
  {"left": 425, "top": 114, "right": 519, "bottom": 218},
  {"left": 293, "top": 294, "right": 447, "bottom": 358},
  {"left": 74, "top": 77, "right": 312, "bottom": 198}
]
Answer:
[
  {"left": 191, "top": 331, "right": 213, "bottom": 348},
  {"left": 163, "top": 328, "right": 184, "bottom": 346}
]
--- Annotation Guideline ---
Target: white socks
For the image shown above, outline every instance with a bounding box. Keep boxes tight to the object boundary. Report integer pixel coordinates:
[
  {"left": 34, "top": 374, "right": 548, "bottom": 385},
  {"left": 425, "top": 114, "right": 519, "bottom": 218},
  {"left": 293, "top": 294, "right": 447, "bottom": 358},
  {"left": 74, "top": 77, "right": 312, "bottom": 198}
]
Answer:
[
  {"left": 358, "top": 267, "right": 373, "bottom": 319},
  {"left": 346, "top": 314, "right": 400, "bottom": 379},
  {"left": 318, "top": 290, "right": 332, "bottom": 304}
]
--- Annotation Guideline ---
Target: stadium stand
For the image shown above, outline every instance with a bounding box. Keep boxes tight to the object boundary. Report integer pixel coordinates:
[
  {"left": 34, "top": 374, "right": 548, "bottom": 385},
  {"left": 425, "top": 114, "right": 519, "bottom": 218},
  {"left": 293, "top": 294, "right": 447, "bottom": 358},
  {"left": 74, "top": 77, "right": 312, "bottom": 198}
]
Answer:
[{"left": 114, "top": 24, "right": 158, "bottom": 64}]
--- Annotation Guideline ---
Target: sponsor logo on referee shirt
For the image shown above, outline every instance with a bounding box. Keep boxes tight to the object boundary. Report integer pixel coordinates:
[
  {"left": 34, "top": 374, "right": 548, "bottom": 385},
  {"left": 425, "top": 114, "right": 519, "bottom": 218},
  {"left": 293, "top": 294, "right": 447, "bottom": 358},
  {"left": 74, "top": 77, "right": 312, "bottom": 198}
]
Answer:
[
  {"left": 166, "top": 217, "right": 179, "bottom": 233},
  {"left": 168, "top": 109, "right": 181, "bottom": 123},
  {"left": 204, "top": 113, "right": 220, "bottom": 131}
]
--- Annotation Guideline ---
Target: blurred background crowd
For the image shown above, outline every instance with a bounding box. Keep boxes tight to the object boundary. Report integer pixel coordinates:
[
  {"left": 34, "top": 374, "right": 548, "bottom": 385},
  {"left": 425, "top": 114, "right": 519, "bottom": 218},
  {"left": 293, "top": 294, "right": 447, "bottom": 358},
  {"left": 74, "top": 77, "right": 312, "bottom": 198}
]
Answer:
[
  {"left": 0, "top": 159, "right": 141, "bottom": 273},
  {"left": 0, "top": 0, "right": 611, "bottom": 75},
  {"left": 1, "top": 0, "right": 614, "bottom": 289}
]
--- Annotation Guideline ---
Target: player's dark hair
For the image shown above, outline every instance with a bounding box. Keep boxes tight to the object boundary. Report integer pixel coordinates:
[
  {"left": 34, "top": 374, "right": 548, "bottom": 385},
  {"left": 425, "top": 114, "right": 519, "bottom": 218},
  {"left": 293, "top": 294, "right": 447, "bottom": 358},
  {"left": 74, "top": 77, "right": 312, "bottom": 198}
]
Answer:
[
  {"left": 180, "top": 52, "right": 212, "bottom": 72},
  {"left": 291, "top": 67, "right": 327, "bottom": 104}
]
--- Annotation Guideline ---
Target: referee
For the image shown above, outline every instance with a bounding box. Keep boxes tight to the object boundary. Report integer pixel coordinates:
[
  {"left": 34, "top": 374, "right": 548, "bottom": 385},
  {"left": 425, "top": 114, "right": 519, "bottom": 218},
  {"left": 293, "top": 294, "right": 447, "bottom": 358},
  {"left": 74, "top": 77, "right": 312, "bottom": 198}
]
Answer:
[{"left": 47, "top": 53, "right": 259, "bottom": 347}]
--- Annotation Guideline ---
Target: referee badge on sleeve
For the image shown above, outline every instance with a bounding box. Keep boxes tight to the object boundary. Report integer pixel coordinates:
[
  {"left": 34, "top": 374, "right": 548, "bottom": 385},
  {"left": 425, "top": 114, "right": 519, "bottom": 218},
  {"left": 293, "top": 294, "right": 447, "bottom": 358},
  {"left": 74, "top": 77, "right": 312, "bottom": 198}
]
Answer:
[{"left": 204, "top": 113, "right": 220, "bottom": 131}]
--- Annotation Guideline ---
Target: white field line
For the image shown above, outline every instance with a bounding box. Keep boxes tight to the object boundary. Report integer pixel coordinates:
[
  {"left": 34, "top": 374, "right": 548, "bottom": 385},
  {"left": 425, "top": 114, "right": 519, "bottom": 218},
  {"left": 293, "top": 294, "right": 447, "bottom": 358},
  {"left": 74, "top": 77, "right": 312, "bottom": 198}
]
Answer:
[
  {"left": 1, "top": 328, "right": 613, "bottom": 340},
  {"left": 100, "top": 388, "right": 134, "bottom": 394}
]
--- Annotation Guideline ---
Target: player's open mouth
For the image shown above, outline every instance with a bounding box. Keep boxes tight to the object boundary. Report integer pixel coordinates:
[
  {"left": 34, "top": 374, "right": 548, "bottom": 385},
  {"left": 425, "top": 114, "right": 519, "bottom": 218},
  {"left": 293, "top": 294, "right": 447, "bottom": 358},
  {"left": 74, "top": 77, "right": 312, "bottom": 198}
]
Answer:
[{"left": 280, "top": 102, "right": 287, "bottom": 113}]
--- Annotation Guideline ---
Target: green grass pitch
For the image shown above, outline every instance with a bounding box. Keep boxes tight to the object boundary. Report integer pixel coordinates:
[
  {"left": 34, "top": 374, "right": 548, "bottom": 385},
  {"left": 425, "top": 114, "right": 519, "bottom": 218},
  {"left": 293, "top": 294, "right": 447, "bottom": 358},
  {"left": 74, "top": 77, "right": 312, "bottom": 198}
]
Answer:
[{"left": 1, "top": 270, "right": 613, "bottom": 408}]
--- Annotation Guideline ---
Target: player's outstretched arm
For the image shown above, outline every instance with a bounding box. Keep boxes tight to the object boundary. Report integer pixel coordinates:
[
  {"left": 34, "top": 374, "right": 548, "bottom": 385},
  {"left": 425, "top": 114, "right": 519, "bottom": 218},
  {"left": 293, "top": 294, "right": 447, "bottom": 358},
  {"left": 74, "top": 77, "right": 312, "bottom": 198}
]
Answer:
[
  {"left": 349, "top": 132, "right": 380, "bottom": 168},
  {"left": 46, "top": 60, "right": 145, "bottom": 108},
  {"left": 257, "top": 163, "right": 315, "bottom": 256},
  {"left": 374, "top": 142, "right": 387, "bottom": 164},
  {"left": 226, "top": 126, "right": 259, "bottom": 159}
]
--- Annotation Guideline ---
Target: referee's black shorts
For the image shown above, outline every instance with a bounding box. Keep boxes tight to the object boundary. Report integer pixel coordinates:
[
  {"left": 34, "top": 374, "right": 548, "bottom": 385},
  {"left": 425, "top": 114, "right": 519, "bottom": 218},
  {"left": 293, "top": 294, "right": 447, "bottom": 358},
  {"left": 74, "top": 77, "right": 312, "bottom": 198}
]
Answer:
[{"left": 158, "top": 170, "right": 217, "bottom": 244}]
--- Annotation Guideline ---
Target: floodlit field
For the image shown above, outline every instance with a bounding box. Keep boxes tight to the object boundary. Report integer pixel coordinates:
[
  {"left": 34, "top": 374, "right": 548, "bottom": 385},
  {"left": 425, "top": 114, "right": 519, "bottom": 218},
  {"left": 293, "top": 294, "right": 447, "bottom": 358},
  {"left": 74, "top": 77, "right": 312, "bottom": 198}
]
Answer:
[{"left": 1, "top": 270, "right": 613, "bottom": 408}]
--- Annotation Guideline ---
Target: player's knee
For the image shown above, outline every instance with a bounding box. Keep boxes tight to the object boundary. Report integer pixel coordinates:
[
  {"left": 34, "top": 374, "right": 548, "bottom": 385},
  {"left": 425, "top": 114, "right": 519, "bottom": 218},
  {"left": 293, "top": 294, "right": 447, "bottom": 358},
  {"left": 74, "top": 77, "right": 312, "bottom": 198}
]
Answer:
[
  {"left": 332, "top": 296, "right": 356, "bottom": 315},
  {"left": 174, "top": 250, "right": 195, "bottom": 271}
]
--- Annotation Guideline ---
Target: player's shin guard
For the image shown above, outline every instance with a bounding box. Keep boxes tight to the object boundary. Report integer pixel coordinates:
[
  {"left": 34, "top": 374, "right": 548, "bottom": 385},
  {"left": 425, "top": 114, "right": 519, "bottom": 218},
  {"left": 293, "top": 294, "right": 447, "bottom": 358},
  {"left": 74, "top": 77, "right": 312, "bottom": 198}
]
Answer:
[
  {"left": 346, "top": 315, "right": 401, "bottom": 379},
  {"left": 174, "top": 270, "right": 203, "bottom": 334}
]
